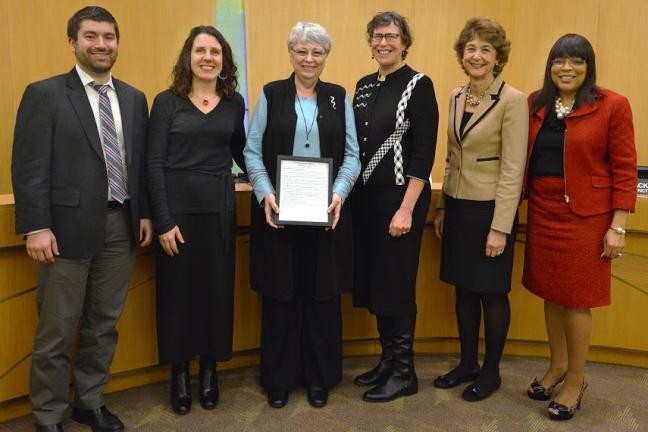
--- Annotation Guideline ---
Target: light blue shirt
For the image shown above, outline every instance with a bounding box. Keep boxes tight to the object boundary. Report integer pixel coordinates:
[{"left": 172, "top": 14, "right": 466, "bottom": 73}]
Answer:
[{"left": 244, "top": 92, "right": 360, "bottom": 204}]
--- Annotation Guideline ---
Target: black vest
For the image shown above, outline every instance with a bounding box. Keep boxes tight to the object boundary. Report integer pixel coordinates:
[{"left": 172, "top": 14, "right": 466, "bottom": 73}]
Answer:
[
  {"left": 261, "top": 74, "right": 346, "bottom": 183},
  {"left": 249, "top": 75, "right": 353, "bottom": 300}
]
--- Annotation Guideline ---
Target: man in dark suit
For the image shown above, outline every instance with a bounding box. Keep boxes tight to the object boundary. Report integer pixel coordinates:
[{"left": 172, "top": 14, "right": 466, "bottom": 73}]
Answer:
[{"left": 11, "top": 6, "right": 152, "bottom": 432}]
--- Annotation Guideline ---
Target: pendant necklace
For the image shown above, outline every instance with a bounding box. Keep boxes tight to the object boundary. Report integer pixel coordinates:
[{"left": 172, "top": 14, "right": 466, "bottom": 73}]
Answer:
[
  {"left": 190, "top": 93, "right": 215, "bottom": 107},
  {"left": 296, "top": 95, "right": 318, "bottom": 148}
]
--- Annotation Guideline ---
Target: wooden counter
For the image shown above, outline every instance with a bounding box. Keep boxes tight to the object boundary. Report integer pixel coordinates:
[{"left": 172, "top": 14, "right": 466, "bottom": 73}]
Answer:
[{"left": 1, "top": 186, "right": 647, "bottom": 421}]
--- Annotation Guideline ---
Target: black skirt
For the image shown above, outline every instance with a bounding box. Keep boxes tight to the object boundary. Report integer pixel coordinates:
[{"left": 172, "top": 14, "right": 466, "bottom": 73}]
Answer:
[
  {"left": 352, "top": 184, "right": 430, "bottom": 316},
  {"left": 155, "top": 210, "right": 236, "bottom": 364},
  {"left": 440, "top": 195, "right": 517, "bottom": 294}
]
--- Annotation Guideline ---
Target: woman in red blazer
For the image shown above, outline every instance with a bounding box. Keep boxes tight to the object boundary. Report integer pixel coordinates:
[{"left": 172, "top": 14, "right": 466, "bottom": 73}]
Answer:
[{"left": 522, "top": 34, "right": 636, "bottom": 421}]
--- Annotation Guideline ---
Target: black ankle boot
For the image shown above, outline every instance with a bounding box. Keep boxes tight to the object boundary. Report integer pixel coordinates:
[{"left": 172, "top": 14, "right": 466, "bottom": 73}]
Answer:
[
  {"left": 171, "top": 361, "right": 192, "bottom": 415},
  {"left": 199, "top": 357, "right": 219, "bottom": 409},
  {"left": 354, "top": 316, "right": 394, "bottom": 386},
  {"left": 363, "top": 316, "right": 418, "bottom": 403}
]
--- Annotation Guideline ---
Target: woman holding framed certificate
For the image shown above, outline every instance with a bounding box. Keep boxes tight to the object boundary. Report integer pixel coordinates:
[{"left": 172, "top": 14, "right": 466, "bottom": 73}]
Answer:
[{"left": 243, "top": 22, "right": 360, "bottom": 409}]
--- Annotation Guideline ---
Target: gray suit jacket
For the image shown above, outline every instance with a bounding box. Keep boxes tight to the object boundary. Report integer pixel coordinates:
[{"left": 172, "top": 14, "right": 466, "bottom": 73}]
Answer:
[
  {"left": 437, "top": 76, "right": 528, "bottom": 234},
  {"left": 12, "top": 68, "right": 149, "bottom": 258}
]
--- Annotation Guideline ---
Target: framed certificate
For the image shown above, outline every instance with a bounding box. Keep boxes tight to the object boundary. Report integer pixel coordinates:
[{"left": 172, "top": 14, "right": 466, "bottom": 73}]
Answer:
[{"left": 275, "top": 155, "right": 333, "bottom": 226}]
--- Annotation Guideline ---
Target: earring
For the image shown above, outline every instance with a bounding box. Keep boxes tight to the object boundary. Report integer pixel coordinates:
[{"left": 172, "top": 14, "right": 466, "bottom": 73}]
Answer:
[
  {"left": 371, "top": 55, "right": 374, "bottom": 59},
  {"left": 401, "top": 51, "right": 407, "bottom": 60},
  {"left": 218, "top": 74, "right": 227, "bottom": 80}
]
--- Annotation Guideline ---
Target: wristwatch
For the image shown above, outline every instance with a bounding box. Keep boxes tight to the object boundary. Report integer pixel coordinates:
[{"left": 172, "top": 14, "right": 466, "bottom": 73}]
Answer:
[{"left": 609, "top": 226, "right": 626, "bottom": 235}]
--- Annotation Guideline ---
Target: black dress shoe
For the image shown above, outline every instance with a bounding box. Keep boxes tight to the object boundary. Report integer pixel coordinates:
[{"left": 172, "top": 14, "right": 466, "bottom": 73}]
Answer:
[
  {"left": 433, "top": 365, "right": 481, "bottom": 389},
  {"left": 306, "top": 386, "right": 328, "bottom": 408},
  {"left": 72, "top": 406, "right": 124, "bottom": 432},
  {"left": 199, "top": 358, "right": 219, "bottom": 410},
  {"left": 35, "top": 424, "right": 63, "bottom": 432},
  {"left": 267, "top": 389, "right": 289, "bottom": 408},
  {"left": 171, "top": 361, "right": 192, "bottom": 415},
  {"left": 462, "top": 375, "right": 502, "bottom": 402}
]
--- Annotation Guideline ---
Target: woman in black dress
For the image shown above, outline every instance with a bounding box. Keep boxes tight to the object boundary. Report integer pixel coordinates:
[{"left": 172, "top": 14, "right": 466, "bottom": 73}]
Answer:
[
  {"left": 351, "top": 11, "right": 438, "bottom": 403},
  {"left": 432, "top": 17, "right": 527, "bottom": 401},
  {"left": 147, "top": 26, "right": 245, "bottom": 415}
]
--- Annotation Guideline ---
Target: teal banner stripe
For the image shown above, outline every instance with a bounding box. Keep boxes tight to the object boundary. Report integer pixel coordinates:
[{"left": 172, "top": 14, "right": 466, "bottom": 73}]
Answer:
[
  {"left": 216, "top": 0, "right": 248, "bottom": 174},
  {"left": 215, "top": 0, "right": 249, "bottom": 131}
]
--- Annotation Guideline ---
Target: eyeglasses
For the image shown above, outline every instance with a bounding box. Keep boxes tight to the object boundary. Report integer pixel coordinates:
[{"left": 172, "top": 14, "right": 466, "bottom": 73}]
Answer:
[
  {"left": 291, "top": 49, "right": 326, "bottom": 59},
  {"left": 551, "top": 57, "right": 586, "bottom": 67},
  {"left": 371, "top": 33, "right": 400, "bottom": 42}
]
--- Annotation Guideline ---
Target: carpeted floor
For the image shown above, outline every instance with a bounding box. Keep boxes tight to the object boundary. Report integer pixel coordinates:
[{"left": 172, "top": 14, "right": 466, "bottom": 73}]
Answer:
[{"left": 2, "top": 354, "right": 647, "bottom": 432}]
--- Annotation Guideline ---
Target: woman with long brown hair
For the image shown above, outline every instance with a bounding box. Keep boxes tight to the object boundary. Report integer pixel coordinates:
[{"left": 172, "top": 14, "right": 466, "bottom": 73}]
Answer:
[{"left": 147, "top": 25, "right": 245, "bottom": 415}]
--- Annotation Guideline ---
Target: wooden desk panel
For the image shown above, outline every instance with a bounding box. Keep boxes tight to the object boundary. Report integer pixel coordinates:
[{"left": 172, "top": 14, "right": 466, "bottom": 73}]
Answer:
[{"left": 1, "top": 188, "right": 647, "bottom": 421}]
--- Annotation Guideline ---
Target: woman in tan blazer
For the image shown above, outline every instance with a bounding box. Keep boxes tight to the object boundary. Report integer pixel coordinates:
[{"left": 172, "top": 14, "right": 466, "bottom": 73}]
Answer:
[{"left": 432, "top": 17, "right": 528, "bottom": 401}]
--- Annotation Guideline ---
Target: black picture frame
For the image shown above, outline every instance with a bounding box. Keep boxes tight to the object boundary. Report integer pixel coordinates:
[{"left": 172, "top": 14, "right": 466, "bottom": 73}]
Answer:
[{"left": 274, "top": 155, "right": 333, "bottom": 226}]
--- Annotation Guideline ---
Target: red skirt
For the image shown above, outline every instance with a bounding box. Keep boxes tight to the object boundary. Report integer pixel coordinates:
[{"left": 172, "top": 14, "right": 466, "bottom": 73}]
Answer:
[{"left": 522, "top": 177, "right": 612, "bottom": 308}]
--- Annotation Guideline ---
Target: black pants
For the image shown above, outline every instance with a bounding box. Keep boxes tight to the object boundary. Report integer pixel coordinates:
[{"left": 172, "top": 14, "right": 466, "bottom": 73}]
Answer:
[{"left": 260, "top": 294, "right": 342, "bottom": 391}]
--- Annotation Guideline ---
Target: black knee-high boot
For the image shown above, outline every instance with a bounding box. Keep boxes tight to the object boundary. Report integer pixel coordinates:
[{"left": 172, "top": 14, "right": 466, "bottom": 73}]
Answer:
[
  {"left": 199, "top": 356, "right": 219, "bottom": 409},
  {"left": 363, "top": 315, "right": 418, "bottom": 402},
  {"left": 171, "top": 361, "right": 191, "bottom": 415},
  {"left": 354, "top": 316, "right": 394, "bottom": 386}
]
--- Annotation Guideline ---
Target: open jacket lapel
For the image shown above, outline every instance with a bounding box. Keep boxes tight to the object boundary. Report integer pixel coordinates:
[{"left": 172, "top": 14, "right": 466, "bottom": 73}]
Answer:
[
  {"left": 453, "top": 85, "right": 467, "bottom": 145},
  {"left": 461, "top": 76, "right": 505, "bottom": 141},
  {"left": 65, "top": 70, "right": 104, "bottom": 161}
]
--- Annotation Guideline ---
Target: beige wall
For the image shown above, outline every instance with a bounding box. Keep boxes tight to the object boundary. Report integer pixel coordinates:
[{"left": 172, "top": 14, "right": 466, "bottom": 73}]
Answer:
[
  {"left": 244, "top": 0, "right": 648, "bottom": 183},
  {"left": 0, "top": 0, "right": 646, "bottom": 194},
  {"left": 0, "top": 0, "right": 217, "bottom": 194}
]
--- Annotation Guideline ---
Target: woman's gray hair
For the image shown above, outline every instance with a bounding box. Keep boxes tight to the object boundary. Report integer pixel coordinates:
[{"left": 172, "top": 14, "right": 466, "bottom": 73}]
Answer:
[{"left": 287, "top": 22, "right": 331, "bottom": 54}]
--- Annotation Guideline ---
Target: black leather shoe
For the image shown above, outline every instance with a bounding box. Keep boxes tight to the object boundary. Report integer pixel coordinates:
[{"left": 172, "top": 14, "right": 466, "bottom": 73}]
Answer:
[
  {"left": 462, "top": 375, "right": 502, "bottom": 402},
  {"left": 433, "top": 365, "right": 481, "bottom": 389},
  {"left": 306, "top": 386, "right": 328, "bottom": 408},
  {"left": 35, "top": 424, "right": 63, "bottom": 432},
  {"left": 72, "top": 406, "right": 124, "bottom": 432},
  {"left": 267, "top": 389, "right": 289, "bottom": 408},
  {"left": 171, "top": 361, "right": 192, "bottom": 415},
  {"left": 199, "top": 358, "right": 219, "bottom": 410}
]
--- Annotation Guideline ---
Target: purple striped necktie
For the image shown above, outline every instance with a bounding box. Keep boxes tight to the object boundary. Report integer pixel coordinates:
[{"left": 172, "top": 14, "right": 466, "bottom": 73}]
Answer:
[{"left": 93, "top": 83, "right": 128, "bottom": 203}]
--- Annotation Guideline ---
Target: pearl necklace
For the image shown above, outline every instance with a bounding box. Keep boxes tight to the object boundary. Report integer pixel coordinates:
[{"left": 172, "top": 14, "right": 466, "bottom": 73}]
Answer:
[
  {"left": 554, "top": 97, "right": 574, "bottom": 119},
  {"left": 466, "top": 85, "right": 488, "bottom": 106}
]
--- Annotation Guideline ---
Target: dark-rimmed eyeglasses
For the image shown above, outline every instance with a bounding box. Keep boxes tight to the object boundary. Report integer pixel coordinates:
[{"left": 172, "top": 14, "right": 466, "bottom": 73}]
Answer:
[{"left": 371, "top": 33, "right": 400, "bottom": 42}]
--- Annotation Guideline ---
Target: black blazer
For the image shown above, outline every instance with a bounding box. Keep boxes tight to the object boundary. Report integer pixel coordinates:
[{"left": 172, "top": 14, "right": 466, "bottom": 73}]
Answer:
[{"left": 12, "top": 68, "right": 149, "bottom": 258}]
